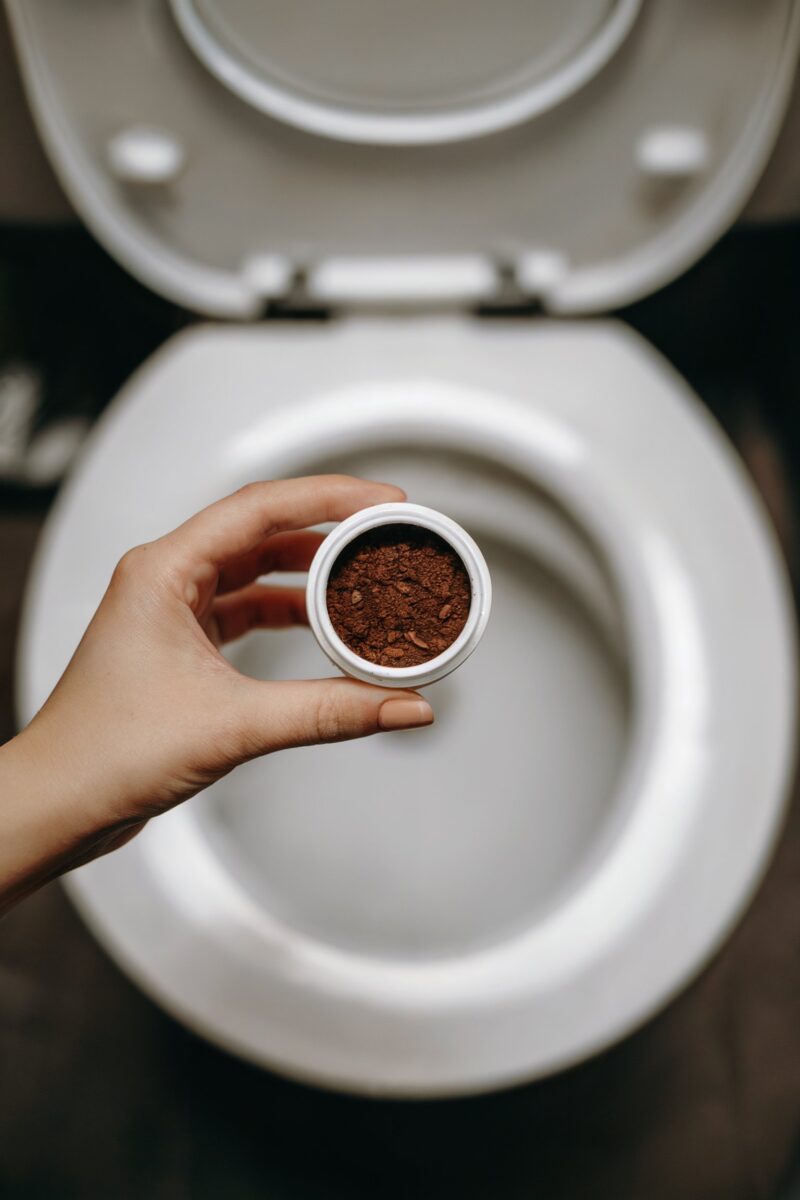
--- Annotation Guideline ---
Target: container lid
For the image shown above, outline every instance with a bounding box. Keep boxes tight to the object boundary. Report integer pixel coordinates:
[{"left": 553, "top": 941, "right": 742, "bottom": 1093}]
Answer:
[{"left": 6, "top": 0, "right": 800, "bottom": 315}]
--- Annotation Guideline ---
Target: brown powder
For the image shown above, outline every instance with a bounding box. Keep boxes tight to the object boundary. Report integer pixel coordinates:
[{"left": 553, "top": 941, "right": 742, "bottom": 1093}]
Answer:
[{"left": 326, "top": 524, "right": 472, "bottom": 667}]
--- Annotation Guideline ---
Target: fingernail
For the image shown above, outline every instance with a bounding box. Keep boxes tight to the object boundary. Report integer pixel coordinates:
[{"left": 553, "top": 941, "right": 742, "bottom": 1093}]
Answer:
[{"left": 378, "top": 698, "right": 434, "bottom": 731}]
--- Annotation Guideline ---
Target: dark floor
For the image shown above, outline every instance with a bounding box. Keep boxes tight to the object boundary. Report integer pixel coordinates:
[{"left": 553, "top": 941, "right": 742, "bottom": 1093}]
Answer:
[{"left": 1, "top": 223, "right": 800, "bottom": 1199}]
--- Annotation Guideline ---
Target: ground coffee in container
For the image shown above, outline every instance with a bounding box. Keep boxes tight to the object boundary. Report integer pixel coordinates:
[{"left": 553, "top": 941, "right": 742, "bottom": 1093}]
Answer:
[{"left": 306, "top": 502, "right": 491, "bottom": 687}]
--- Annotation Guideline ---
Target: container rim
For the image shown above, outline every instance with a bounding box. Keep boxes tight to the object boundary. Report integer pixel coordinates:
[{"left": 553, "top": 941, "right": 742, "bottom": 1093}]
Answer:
[{"left": 306, "top": 502, "right": 492, "bottom": 688}]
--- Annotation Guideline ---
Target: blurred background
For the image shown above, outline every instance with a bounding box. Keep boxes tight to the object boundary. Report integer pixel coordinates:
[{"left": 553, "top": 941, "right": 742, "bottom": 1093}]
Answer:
[{"left": 2, "top": 5, "right": 800, "bottom": 1198}]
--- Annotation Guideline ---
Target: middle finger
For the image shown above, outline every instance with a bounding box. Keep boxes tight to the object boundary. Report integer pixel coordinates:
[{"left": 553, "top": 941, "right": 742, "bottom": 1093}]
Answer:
[{"left": 216, "top": 529, "right": 325, "bottom": 595}]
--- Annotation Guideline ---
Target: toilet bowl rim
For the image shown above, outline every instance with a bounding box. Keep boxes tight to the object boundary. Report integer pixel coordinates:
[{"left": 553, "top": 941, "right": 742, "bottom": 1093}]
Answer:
[
  {"left": 20, "top": 322, "right": 795, "bottom": 1095},
  {"left": 125, "top": 380, "right": 715, "bottom": 993}
]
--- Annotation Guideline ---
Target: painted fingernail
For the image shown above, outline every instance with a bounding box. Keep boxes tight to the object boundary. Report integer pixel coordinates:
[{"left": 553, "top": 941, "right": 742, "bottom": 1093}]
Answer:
[{"left": 378, "top": 698, "right": 434, "bottom": 731}]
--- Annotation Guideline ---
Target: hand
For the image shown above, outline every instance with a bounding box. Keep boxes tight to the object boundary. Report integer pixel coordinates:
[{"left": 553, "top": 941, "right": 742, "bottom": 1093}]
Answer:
[{"left": 0, "top": 476, "right": 434, "bottom": 911}]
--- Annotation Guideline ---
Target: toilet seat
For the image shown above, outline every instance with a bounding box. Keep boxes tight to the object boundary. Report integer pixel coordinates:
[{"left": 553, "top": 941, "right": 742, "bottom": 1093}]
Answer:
[{"left": 18, "top": 319, "right": 796, "bottom": 1094}]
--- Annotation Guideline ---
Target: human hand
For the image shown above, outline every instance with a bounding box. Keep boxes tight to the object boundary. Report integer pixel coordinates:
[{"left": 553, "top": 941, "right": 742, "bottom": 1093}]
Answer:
[{"left": 0, "top": 476, "right": 434, "bottom": 910}]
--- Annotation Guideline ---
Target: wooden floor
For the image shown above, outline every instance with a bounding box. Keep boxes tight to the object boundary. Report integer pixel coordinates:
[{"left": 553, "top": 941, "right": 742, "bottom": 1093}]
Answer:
[{"left": 0, "top": 514, "right": 42, "bottom": 745}]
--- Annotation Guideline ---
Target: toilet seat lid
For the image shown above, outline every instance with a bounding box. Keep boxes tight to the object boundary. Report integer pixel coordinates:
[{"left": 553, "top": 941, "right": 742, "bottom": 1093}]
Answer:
[
  {"left": 6, "top": 0, "right": 800, "bottom": 314},
  {"left": 17, "top": 318, "right": 796, "bottom": 1095},
  {"left": 168, "top": 0, "right": 643, "bottom": 146}
]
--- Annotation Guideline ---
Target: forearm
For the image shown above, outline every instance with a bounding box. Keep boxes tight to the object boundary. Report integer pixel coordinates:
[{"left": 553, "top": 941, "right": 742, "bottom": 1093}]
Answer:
[
  {"left": 0, "top": 478, "right": 432, "bottom": 915},
  {"left": 0, "top": 724, "right": 138, "bottom": 916}
]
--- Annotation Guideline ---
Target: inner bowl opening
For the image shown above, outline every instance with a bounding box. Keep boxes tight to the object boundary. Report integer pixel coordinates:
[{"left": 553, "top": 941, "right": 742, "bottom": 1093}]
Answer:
[{"left": 197, "top": 444, "right": 634, "bottom": 962}]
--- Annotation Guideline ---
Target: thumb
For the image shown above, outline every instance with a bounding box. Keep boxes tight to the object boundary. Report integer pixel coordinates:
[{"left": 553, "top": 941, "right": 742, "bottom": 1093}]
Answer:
[{"left": 238, "top": 677, "right": 435, "bottom": 754}]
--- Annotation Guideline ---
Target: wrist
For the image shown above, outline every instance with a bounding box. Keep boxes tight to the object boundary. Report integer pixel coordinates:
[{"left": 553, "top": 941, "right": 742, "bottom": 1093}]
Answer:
[{"left": 0, "top": 721, "right": 130, "bottom": 913}]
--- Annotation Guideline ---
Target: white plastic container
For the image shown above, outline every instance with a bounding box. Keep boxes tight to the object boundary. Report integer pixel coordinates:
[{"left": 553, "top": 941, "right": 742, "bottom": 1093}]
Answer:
[{"left": 306, "top": 502, "right": 492, "bottom": 688}]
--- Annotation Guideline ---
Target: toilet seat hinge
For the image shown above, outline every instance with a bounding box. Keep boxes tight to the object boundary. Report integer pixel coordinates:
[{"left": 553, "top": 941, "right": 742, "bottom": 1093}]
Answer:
[{"left": 259, "top": 255, "right": 548, "bottom": 319}]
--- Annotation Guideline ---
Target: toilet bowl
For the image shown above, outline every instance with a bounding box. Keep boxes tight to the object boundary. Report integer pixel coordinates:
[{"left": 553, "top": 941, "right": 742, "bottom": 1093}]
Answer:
[
  {"left": 17, "top": 317, "right": 798, "bottom": 1094},
  {"left": 7, "top": 1, "right": 800, "bottom": 1095}
]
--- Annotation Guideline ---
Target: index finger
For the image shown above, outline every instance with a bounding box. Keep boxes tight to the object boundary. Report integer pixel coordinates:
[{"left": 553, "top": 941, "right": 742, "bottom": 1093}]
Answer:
[{"left": 161, "top": 476, "right": 406, "bottom": 569}]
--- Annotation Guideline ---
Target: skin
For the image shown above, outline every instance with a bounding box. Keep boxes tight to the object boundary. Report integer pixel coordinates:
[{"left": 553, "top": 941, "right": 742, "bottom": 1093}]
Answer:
[{"left": 0, "top": 476, "right": 434, "bottom": 914}]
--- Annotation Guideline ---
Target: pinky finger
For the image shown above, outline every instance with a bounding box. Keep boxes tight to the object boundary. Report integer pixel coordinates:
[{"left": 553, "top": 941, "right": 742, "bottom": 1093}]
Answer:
[{"left": 210, "top": 584, "right": 308, "bottom": 645}]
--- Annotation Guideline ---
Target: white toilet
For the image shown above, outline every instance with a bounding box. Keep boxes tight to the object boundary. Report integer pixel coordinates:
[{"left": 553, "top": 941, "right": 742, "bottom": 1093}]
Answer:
[{"left": 8, "top": 1, "right": 800, "bottom": 1096}]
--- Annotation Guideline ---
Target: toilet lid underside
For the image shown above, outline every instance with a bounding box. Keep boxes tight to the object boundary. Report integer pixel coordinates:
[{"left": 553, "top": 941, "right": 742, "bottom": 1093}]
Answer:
[
  {"left": 5, "top": 0, "right": 800, "bottom": 315},
  {"left": 17, "top": 318, "right": 796, "bottom": 1095}
]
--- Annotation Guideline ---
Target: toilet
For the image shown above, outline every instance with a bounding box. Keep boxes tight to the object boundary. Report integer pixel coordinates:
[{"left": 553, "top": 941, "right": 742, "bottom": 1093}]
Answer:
[{"left": 8, "top": 1, "right": 800, "bottom": 1096}]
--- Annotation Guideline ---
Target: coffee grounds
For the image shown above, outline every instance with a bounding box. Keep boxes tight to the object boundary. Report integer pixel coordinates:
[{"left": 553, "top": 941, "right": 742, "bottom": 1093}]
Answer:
[{"left": 326, "top": 524, "right": 471, "bottom": 668}]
